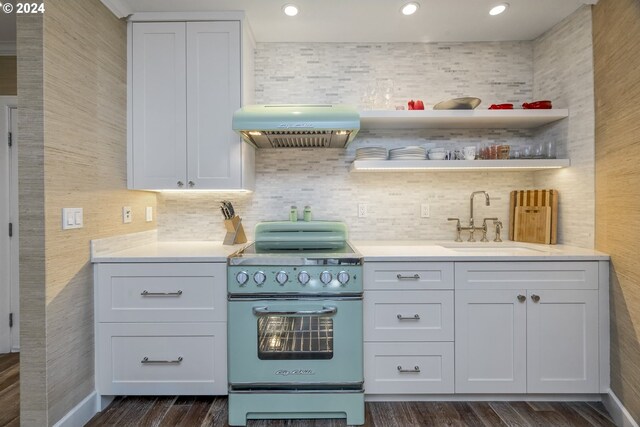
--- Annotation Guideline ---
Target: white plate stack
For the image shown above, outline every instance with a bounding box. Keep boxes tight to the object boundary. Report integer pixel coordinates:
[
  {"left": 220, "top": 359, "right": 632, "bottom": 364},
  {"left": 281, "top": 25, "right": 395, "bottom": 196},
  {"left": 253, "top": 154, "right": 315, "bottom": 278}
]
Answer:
[
  {"left": 355, "top": 147, "right": 388, "bottom": 160},
  {"left": 389, "top": 146, "right": 427, "bottom": 160}
]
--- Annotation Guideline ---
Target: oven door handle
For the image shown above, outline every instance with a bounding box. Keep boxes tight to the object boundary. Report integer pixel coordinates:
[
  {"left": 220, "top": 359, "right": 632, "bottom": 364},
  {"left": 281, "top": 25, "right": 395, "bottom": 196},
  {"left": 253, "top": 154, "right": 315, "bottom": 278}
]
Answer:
[{"left": 252, "top": 306, "right": 338, "bottom": 317}]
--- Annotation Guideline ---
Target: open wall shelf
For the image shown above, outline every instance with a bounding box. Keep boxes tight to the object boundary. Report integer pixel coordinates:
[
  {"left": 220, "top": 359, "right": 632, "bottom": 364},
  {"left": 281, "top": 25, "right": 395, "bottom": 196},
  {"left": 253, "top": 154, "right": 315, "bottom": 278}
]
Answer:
[
  {"left": 350, "top": 159, "right": 571, "bottom": 172},
  {"left": 358, "top": 109, "right": 569, "bottom": 130}
]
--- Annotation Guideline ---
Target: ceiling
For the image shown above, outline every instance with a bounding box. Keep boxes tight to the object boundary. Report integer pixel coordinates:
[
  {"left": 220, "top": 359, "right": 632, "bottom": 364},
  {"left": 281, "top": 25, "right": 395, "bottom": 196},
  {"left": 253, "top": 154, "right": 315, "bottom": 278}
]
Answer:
[{"left": 103, "top": 0, "right": 596, "bottom": 43}]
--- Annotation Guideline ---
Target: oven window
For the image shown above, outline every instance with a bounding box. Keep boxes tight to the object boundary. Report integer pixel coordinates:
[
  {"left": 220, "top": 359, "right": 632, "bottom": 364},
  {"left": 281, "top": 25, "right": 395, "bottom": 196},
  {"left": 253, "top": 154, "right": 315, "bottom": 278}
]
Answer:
[{"left": 257, "top": 316, "right": 334, "bottom": 360}]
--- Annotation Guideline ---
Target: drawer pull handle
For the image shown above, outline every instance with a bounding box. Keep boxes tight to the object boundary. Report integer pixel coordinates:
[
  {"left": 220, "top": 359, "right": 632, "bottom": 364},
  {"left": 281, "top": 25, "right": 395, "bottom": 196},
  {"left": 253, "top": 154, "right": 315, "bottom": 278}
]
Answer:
[
  {"left": 397, "top": 365, "right": 420, "bottom": 373},
  {"left": 141, "top": 290, "right": 183, "bottom": 297},
  {"left": 396, "top": 274, "right": 420, "bottom": 280},
  {"left": 531, "top": 294, "right": 541, "bottom": 303},
  {"left": 517, "top": 295, "right": 526, "bottom": 302},
  {"left": 141, "top": 356, "right": 183, "bottom": 365},
  {"left": 397, "top": 314, "right": 420, "bottom": 320}
]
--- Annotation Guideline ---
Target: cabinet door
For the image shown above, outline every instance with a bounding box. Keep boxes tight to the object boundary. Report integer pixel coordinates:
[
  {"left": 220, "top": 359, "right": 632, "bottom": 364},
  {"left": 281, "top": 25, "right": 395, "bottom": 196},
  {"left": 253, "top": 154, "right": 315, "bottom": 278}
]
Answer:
[
  {"left": 527, "top": 290, "right": 599, "bottom": 393},
  {"left": 131, "top": 22, "right": 187, "bottom": 189},
  {"left": 186, "top": 21, "right": 242, "bottom": 189},
  {"left": 455, "top": 290, "right": 527, "bottom": 393}
]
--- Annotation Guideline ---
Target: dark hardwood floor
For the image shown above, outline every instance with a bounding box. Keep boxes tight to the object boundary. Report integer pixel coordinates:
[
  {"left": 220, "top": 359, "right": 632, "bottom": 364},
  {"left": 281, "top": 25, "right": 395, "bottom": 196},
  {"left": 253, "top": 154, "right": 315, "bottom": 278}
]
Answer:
[
  {"left": 87, "top": 396, "right": 616, "bottom": 427},
  {"left": 0, "top": 352, "right": 19, "bottom": 427},
  {"left": 0, "top": 354, "right": 617, "bottom": 427}
]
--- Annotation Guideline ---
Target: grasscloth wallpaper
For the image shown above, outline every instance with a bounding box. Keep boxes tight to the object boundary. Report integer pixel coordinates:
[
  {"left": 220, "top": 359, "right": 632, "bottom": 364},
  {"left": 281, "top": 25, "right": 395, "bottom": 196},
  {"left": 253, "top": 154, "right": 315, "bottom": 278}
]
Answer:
[
  {"left": 158, "top": 8, "right": 594, "bottom": 248},
  {"left": 19, "top": 0, "right": 156, "bottom": 425},
  {"left": 593, "top": 0, "right": 640, "bottom": 422}
]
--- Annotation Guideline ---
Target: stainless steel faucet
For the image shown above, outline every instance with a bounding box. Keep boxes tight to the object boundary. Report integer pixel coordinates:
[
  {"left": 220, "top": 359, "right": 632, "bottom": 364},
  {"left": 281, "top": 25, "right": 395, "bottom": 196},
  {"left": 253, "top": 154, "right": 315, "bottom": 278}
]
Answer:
[
  {"left": 469, "top": 191, "right": 490, "bottom": 229},
  {"left": 448, "top": 191, "right": 495, "bottom": 242}
]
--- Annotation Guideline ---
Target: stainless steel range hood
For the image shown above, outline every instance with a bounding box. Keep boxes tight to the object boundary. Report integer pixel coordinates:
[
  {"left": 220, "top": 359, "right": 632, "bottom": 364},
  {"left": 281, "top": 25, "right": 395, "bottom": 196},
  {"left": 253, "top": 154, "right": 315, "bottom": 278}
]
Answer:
[{"left": 232, "top": 104, "right": 360, "bottom": 149}]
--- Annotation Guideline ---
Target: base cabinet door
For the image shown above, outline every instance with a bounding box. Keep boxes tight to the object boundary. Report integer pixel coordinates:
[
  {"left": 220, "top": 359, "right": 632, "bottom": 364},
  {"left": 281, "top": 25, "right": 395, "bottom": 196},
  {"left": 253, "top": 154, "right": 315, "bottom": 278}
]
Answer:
[
  {"left": 455, "top": 290, "right": 527, "bottom": 393},
  {"left": 526, "top": 290, "right": 599, "bottom": 393}
]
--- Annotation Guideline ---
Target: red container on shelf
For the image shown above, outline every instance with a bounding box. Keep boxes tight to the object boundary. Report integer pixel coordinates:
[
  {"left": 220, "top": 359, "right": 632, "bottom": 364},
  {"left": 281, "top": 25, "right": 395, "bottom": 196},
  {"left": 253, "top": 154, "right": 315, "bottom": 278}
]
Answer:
[
  {"left": 489, "top": 103, "right": 514, "bottom": 110},
  {"left": 522, "top": 100, "right": 553, "bottom": 109}
]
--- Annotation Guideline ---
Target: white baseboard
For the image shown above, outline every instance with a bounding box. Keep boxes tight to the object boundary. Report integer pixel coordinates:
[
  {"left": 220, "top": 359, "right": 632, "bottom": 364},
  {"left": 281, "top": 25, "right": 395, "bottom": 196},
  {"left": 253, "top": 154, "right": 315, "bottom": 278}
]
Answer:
[
  {"left": 52, "top": 391, "right": 109, "bottom": 427},
  {"left": 365, "top": 393, "right": 602, "bottom": 402},
  {"left": 603, "top": 389, "right": 639, "bottom": 427}
]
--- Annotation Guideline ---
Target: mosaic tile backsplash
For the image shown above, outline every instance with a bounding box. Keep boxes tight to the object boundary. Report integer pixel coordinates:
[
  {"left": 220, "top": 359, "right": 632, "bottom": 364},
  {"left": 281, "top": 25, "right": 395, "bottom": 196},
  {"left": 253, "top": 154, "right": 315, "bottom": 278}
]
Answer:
[{"left": 157, "top": 7, "right": 594, "bottom": 245}]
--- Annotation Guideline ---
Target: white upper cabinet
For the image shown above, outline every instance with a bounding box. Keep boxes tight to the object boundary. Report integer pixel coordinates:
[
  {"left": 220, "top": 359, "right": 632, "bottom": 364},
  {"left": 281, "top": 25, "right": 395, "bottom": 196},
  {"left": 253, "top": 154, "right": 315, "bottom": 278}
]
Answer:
[
  {"left": 131, "top": 22, "right": 187, "bottom": 190},
  {"left": 129, "top": 19, "right": 254, "bottom": 190}
]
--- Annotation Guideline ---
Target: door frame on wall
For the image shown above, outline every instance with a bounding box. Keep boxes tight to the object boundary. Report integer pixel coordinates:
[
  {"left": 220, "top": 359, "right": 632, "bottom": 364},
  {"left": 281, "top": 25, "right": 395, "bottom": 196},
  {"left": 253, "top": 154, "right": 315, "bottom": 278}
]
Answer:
[{"left": 0, "top": 96, "right": 18, "bottom": 353}]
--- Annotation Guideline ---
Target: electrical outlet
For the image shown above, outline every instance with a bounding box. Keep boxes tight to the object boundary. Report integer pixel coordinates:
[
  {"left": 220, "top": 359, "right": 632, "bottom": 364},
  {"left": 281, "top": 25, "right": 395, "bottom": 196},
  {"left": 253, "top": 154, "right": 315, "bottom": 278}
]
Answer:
[
  {"left": 145, "top": 206, "right": 153, "bottom": 222},
  {"left": 122, "top": 206, "right": 132, "bottom": 224},
  {"left": 358, "top": 203, "right": 368, "bottom": 218},
  {"left": 421, "top": 203, "right": 430, "bottom": 218}
]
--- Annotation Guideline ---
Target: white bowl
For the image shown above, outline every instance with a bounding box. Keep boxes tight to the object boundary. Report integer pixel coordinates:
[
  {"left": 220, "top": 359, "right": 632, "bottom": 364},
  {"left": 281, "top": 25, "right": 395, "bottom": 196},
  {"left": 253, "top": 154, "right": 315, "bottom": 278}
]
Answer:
[{"left": 429, "top": 152, "right": 447, "bottom": 160}]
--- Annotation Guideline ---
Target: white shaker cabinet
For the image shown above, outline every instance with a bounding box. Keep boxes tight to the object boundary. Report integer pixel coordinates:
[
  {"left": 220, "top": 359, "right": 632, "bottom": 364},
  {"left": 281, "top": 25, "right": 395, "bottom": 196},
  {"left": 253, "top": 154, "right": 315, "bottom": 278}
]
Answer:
[
  {"left": 454, "top": 289, "right": 527, "bottom": 394},
  {"left": 129, "top": 19, "right": 254, "bottom": 190},
  {"left": 94, "top": 262, "right": 228, "bottom": 396},
  {"left": 526, "top": 289, "right": 599, "bottom": 393},
  {"left": 454, "top": 262, "right": 601, "bottom": 395}
]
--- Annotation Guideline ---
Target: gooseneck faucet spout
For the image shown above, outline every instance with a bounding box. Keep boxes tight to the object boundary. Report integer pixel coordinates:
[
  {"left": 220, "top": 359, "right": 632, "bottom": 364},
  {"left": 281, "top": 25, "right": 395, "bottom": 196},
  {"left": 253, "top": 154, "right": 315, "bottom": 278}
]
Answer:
[{"left": 469, "top": 191, "right": 490, "bottom": 229}]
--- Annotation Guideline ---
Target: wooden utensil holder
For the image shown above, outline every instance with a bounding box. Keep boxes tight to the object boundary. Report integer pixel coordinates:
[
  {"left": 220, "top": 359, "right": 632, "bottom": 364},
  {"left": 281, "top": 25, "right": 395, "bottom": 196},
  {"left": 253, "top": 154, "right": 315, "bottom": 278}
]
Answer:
[{"left": 223, "top": 216, "right": 247, "bottom": 245}]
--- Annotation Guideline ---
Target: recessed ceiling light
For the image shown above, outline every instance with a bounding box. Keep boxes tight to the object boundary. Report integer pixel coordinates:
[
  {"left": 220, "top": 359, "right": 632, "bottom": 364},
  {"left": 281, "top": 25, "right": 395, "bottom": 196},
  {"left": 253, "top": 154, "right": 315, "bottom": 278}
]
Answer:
[
  {"left": 401, "top": 2, "right": 420, "bottom": 16},
  {"left": 489, "top": 3, "right": 509, "bottom": 16},
  {"left": 282, "top": 4, "right": 299, "bottom": 17}
]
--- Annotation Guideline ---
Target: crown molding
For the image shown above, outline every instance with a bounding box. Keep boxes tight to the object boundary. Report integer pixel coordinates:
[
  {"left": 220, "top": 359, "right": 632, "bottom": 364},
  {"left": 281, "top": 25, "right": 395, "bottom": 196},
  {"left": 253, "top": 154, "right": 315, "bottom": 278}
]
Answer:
[{"left": 100, "top": 0, "right": 133, "bottom": 18}]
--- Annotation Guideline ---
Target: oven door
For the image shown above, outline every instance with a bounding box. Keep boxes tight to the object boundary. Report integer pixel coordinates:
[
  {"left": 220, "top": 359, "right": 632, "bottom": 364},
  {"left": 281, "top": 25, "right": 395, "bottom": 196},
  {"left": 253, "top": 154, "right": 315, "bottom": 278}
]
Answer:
[{"left": 228, "top": 298, "right": 363, "bottom": 389}]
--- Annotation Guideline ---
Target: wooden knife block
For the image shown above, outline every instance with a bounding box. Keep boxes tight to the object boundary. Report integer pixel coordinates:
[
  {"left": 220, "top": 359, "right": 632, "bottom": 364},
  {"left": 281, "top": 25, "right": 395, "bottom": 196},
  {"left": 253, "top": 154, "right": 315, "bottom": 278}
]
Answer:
[
  {"left": 509, "top": 189, "right": 558, "bottom": 244},
  {"left": 223, "top": 216, "right": 248, "bottom": 245}
]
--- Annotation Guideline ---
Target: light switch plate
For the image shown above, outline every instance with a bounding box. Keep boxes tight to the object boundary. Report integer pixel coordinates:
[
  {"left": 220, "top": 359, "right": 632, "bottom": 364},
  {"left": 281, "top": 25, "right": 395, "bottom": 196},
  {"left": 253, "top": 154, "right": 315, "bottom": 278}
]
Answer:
[
  {"left": 62, "top": 208, "right": 83, "bottom": 230},
  {"left": 123, "top": 207, "right": 132, "bottom": 224},
  {"left": 145, "top": 206, "right": 153, "bottom": 222}
]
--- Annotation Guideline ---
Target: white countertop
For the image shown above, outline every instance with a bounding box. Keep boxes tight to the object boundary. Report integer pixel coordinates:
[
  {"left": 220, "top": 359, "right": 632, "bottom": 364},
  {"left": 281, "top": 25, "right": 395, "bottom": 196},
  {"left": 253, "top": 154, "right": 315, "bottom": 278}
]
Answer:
[
  {"left": 91, "top": 241, "right": 246, "bottom": 263},
  {"left": 351, "top": 240, "right": 609, "bottom": 261},
  {"left": 91, "top": 239, "right": 609, "bottom": 263}
]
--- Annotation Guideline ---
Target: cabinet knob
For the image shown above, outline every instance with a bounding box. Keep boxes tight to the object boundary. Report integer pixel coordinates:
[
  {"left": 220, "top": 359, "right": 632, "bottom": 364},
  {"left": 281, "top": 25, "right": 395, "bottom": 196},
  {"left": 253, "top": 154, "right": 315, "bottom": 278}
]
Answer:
[
  {"left": 517, "top": 294, "right": 526, "bottom": 302},
  {"left": 177, "top": 181, "right": 184, "bottom": 188},
  {"left": 531, "top": 294, "right": 541, "bottom": 303},
  {"left": 188, "top": 180, "right": 195, "bottom": 188}
]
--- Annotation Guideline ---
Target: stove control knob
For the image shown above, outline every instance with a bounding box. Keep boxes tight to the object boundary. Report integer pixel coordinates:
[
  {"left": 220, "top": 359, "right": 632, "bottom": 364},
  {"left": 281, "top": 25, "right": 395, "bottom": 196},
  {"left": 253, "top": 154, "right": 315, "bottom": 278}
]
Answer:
[
  {"left": 298, "top": 271, "right": 311, "bottom": 285},
  {"left": 337, "top": 271, "right": 350, "bottom": 286},
  {"left": 320, "top": 271, "right": 333, "bottom": 285},
  {"left": 253, "top": 271, "right": 266, "bottom": 286},
  {"left": 236, "top": 271, "right": 249, "bottom": 286},
  {"left": 276, "top": 271, "right": 289, "bottom": 285}
]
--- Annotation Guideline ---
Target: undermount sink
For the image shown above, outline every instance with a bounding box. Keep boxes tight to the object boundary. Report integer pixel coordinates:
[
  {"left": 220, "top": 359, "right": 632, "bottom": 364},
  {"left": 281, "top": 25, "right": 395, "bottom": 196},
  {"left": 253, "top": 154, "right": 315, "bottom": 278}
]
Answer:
[{"left": 438, "top": 244, "right": 549, "bottom": 253}]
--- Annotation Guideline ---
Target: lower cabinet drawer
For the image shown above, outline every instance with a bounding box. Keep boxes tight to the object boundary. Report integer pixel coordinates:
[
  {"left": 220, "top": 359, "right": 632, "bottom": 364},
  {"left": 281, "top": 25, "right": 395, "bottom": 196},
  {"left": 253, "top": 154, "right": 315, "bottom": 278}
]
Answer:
[
  {"left": 96, "top": 263, "right": 227, "bottom": 323},
  {"left": 97, "top": 322, "right": 227, "bottom": 395},
  {"left": 364, "top": 291, "right": 454, "bottom": 342},
  {"left": 364, "top": 342, "right": 454, "bottom": 394}
]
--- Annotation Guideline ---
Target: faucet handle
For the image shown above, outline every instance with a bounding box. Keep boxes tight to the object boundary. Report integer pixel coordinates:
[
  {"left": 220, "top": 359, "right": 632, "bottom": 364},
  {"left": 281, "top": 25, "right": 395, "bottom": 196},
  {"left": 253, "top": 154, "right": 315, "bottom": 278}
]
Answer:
[
  {"left": 447, "top": 218, "right": 463, "bottom": 242},
  {"left": 479, "top": 218, "right": 497, "bottom": 242},
  {"left": 493, "top": 220, "right": 503, "bottom": 243}
]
